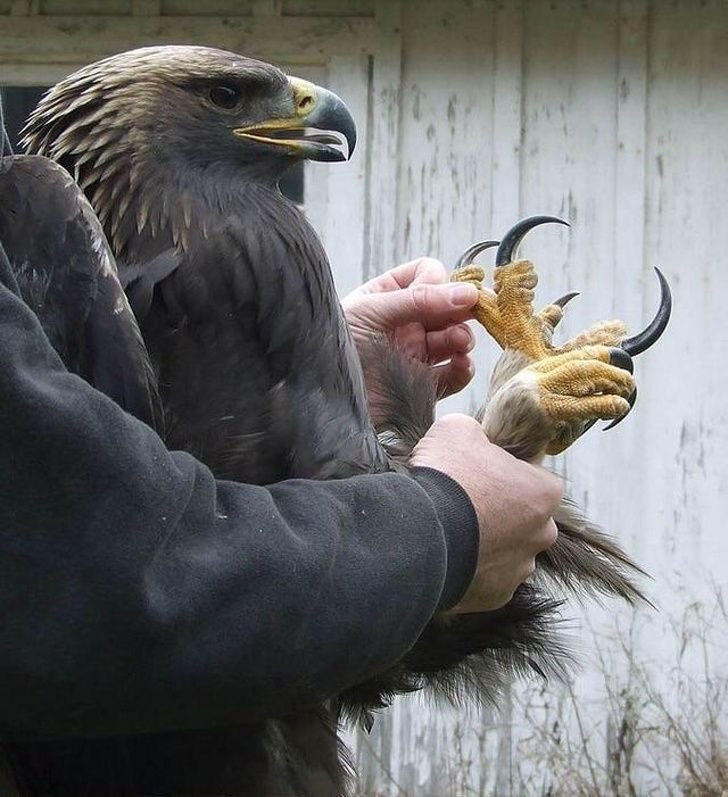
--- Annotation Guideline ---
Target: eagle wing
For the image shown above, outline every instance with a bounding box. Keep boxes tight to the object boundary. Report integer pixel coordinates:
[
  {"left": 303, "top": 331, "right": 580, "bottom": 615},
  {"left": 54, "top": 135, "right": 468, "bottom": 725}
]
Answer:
[{"left": 0, "top": 155, "right": 163, "bottom": 432}]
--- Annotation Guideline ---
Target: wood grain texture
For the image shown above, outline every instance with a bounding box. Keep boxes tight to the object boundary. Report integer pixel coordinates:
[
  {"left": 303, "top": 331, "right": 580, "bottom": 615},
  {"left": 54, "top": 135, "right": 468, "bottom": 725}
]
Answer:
[{"left": 349, "top": 1, "right": 728, "bottom": 793}]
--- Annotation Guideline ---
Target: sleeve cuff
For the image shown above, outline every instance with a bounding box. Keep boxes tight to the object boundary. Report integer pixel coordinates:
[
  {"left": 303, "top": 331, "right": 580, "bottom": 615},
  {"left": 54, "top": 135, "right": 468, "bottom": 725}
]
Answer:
[{"left": 409, "top": 467, "right": 479, "bottom": 611}]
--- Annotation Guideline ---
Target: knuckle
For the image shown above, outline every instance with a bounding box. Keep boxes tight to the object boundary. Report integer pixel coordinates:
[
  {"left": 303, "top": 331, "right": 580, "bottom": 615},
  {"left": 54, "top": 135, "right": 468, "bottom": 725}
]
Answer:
[
  {"left": 410, "top": 282, "right": 434, "bottom": 310},
  {"left": 416, "top": 257, "right": 448, "bottom": 281},
  {"left": 440, "top": 412, "right": 477, "bottom": 431},
  {"left": 543, "top": 520, "right": 559, "bottom": 549},
  {"left": 546, "top": 472, "right": 564, "bottom": 503}
]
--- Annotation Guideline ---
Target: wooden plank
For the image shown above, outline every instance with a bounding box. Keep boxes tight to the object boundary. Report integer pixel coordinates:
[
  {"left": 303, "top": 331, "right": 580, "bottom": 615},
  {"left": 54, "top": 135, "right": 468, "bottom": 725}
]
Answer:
[
  {"left": 40, "top": 0, "right": 130, "bottom": 12},
  {"left": 160, "top": 0, "right": 253, "bottom": 14},
  {"left": 283, "top": 0, "right": 375, "bottom": 16},
  {"left": 640, "top": 0, "right": 728, "bottom": 601},
  {"left": 0, "top": 62, "right": 85, "bottom": 84},
  {"left": 490, "top": 0, "right": 523, "bottom": 232},
  {"left": 393, "top": 0, "right": 498, "bottom": 420},
  {"left": 250, "top": 0, "right": 282, "bottom": 15},
  {"left": 322, "top": 53, "right": 370, "bottom": 298},
  {"left": 10, "top": 0, "right": 39, "bottom": 13},
  {"left": 363, "top": 0, "right": 403, "bottom": 279},
  {"left": 131, "top": 0, "right": 160, "bottom": 15},
  {"left": 608, "top": 0, "right": 648, "bottom": 547},
  {"left": 0, "top": 15, "right": 378, "bottom": 65}
]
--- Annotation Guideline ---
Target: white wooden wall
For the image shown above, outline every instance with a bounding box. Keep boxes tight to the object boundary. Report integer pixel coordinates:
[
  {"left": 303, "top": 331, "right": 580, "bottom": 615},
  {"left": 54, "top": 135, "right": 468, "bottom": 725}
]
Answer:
[
  {"left": 346, "top": 3, "right": 728, "bottom": 794},
  {"left": 2, "top": 1, "right": 727, "bottom": 793}
]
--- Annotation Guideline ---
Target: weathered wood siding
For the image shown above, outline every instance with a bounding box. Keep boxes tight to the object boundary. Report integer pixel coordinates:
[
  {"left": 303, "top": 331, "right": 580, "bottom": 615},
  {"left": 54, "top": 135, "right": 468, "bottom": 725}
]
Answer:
[
  {"left": 352, "top": 3, "right": 728, "bottom": 794},
  {"left": 1, "top": 1, "right": 726, "bottom": 793}
]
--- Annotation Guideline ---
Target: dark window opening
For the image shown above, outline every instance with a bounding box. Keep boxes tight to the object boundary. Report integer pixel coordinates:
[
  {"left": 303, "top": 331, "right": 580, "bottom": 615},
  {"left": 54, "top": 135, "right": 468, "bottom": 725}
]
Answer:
[
  {"left": 1, "top": 86, "right": 46, "bottom": 152},
  {"left": 0, "top": 86, "right": 305, "bottom": 204}
]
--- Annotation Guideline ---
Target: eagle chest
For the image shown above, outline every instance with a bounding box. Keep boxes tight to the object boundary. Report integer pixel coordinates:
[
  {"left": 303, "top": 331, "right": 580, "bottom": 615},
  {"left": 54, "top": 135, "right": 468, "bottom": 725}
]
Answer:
[{"left": 137, "top": 201, "right": 380, "bottom": 485}]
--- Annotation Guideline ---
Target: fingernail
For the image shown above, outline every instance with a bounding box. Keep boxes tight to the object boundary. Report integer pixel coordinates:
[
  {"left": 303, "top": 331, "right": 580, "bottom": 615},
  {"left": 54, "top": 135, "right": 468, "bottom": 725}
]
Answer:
[{"left": 449, "top": 283, "right": 477, "bottom": 306}]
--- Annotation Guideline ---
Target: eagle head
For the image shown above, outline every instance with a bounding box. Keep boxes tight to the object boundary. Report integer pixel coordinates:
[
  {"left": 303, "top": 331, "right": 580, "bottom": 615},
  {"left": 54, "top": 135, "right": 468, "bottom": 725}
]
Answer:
[{"left": 21, "top": 45, "right": 356, "bottom": 253}]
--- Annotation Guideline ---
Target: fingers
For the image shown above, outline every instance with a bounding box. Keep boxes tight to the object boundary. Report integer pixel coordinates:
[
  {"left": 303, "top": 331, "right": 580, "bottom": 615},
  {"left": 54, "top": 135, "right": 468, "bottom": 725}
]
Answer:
[
  {"left": 356, "top": 282, "right": 479, "bottom": 333},
  {"left": 425, "top": 323, "right": 474, "bottom": 362},
  {"left": 433, "top": 352, "right": 475, "bottom": 398},
  {"left": 392, "top": 257, "right": 449, "bottom": 289},
  {"left": 350, "top": 257, "right": 449, "bottom": 296}
]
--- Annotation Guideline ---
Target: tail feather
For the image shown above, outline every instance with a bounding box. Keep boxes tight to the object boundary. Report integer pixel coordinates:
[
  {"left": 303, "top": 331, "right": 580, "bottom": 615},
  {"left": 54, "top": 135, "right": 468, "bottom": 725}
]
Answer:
[
  {"left": 540, "top": 498, "right": 651, "bottom": 606},
  {"left": 339, "top": 583, "right": 571, "bottom": 727}
]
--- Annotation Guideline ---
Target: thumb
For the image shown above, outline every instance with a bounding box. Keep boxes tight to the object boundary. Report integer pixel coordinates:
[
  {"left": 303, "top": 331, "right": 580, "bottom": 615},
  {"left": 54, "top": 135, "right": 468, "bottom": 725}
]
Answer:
[{"left": 369, "top": 282, "right": 479, "bottom": 330}]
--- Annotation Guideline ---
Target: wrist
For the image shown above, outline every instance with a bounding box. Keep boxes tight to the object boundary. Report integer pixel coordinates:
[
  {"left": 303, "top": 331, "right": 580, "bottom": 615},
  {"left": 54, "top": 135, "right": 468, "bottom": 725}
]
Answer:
[{"left": 410, "top": 467, "right": 479, "bottom": 611}]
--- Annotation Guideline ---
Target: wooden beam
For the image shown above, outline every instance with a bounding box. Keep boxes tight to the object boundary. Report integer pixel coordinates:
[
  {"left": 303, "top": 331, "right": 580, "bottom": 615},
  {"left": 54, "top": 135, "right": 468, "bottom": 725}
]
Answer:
[
  {"left": 364, "top": 0, "right": 402, "bottom": 275},
  {"left": 131, "top": 0, "right": 161, "bottom": 16},
  {"left": 9, "top": 0, "right": 39, "bottom": 15},
  {"left": 491, "top": 0, "right": 524, "bottom": 233},
  {"left": 250, "top": 0, "right": 283, "bottom": 14},
  {"left": 0, "top": 15, "right": 378, "bottom": 66}
]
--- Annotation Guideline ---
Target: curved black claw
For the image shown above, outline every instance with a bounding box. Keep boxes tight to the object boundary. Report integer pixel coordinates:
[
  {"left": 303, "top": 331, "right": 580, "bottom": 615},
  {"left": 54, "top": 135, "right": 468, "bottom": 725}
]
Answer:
[
  {"left": 621, "top": 267, "right": 672, "bottom": 356},
  {"left": 609, "top": 347, "right": 634, "bottom": 375},
  {"left": 552, "top": 291, "right": 579, "bottom": 309},
  {"left": 453, "top": 240, "right": 499, "bottom": 271},
  {"left": 495, "top": 216, "right": 570, "bottom": 267},
  {"left": 604, "top": 387, "right": 637, "bottom": 431}
]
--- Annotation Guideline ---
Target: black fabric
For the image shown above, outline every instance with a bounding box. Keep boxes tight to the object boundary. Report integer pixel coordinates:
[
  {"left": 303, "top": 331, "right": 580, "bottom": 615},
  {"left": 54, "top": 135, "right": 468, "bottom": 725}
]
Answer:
[{"left": 0, "top": 258, "right": 478, "bottom": 740}]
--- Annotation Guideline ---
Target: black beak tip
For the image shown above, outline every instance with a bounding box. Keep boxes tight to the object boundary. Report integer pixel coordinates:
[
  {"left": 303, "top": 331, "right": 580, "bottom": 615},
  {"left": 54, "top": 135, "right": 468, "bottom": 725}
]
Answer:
[{"left": 320, "top": 90, "right": 356, "bottom": 160}]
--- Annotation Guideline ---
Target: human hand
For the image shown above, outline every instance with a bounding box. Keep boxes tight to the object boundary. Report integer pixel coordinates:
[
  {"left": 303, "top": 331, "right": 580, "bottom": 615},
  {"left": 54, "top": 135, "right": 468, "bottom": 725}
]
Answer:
[
  {"left": 342, "top": 258, "right": 479, "bottom": 400},
  {"left": 410, "top": 414, "right": 562, "bottom": 613}
]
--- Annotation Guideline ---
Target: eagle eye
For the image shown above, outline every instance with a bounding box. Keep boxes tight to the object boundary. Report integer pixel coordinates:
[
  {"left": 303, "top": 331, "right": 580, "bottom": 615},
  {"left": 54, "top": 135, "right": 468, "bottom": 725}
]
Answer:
[{"left": 209, "top": 85, "right": 240, "bottom": 109}]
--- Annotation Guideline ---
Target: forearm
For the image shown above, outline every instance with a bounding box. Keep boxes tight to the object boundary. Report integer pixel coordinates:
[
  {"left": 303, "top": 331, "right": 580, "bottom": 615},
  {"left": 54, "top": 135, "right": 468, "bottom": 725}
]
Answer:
[{"left": 0, "top": 270, "right": 477, "bottom": 738}]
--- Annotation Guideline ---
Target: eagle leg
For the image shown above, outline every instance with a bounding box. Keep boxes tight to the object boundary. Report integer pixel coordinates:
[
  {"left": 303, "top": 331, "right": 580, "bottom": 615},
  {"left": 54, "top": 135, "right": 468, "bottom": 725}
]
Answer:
[
  {"left": 451, "top": 257, "right": 635, "bottom": 458},
  {"left": 452, "top": 258, "right": 551, "bottom": 359},
  {"left": 452, "top": 218, "right": 671, "bottom": 458}
]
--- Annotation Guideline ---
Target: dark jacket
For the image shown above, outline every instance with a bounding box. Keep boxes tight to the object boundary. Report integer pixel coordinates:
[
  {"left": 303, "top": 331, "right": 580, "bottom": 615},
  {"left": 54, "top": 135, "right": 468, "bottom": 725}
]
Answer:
[{"left": 0, "top": 244, "right": 477, "bottom": 790}]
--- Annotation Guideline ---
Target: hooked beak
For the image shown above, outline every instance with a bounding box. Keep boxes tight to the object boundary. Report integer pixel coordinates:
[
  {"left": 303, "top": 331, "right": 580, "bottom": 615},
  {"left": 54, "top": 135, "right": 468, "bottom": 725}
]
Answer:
[{"left": 233, "top": 77, "right": 356, "bottom": 163}]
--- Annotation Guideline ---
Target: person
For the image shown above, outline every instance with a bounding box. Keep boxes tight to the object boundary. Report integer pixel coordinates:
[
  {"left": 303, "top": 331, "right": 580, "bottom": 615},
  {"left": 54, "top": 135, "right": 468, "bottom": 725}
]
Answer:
[{"left": 0, "top": 233, "right": 560, "bottom": 750}]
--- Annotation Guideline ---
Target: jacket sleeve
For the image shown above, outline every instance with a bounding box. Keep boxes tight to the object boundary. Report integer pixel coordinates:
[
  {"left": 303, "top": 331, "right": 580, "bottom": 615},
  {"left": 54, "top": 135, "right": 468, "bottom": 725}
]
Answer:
[{"left": 0, "top": 249, "right": 478, "bottom": 739}]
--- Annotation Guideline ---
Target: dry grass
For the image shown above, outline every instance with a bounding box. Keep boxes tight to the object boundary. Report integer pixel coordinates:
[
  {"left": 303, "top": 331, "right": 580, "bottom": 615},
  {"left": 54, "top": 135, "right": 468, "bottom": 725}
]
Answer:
[
  {"left": 517, "top": 594, "right": 728, "bottom": 796},
  {"left": 352, "top": 593, "right": 728, "bottom": 796}
]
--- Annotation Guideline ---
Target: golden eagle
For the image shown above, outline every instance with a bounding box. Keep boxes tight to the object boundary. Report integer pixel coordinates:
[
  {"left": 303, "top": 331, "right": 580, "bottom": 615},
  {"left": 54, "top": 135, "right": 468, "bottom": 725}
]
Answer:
[{"left": 0, "top": 45, "right": 669, "bottom": 796}]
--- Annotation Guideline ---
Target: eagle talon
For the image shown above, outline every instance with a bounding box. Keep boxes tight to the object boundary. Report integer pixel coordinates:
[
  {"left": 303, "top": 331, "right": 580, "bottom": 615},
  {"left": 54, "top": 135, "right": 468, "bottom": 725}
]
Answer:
[
  {"left": 494, "top": 216, "right": 569, "bottom": 266},
  {"left": 608, "top": 348, "right": 634, "bottom": 374},
  {"left": 537, "top": 292, "right": 579, "bottom": 342},
  {"left": 451, "top": 264, "right": 486, "bottom": 288},
  {"left": 453, "top": 217, "right": 572, "bottom": 360},
  {"left": 453, "top": 240, "right": 499, "bottom": 271},
  {"left": 603, "top": 387, "right": 637, "bottom": 431}
]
